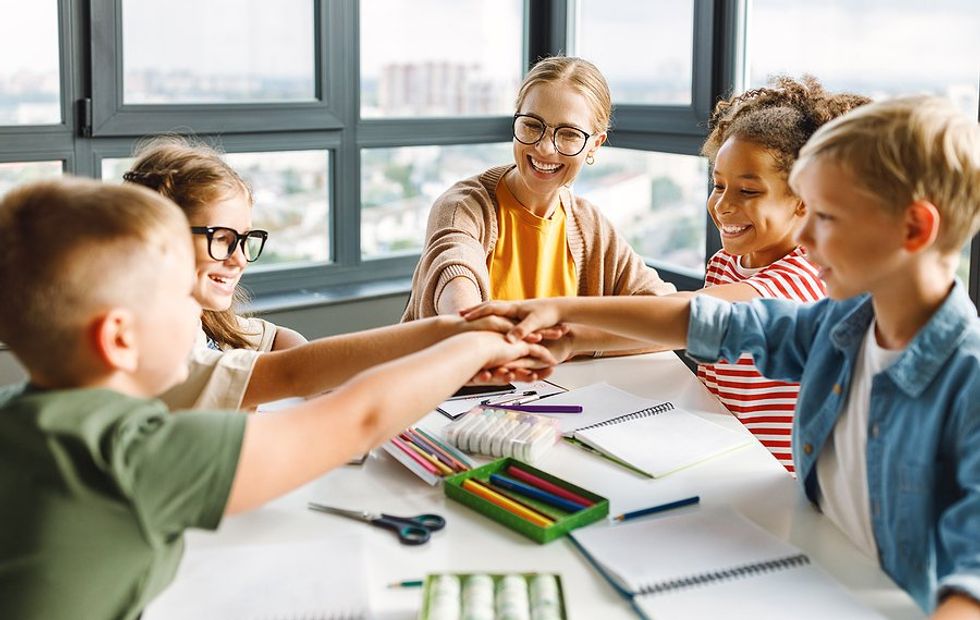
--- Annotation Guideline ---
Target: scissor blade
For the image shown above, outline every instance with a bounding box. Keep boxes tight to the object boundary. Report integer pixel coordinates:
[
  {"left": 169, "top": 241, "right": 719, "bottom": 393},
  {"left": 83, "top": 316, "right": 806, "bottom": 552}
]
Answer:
[{"left": 307, "top": 503, "right": 373, "bottom": 522}]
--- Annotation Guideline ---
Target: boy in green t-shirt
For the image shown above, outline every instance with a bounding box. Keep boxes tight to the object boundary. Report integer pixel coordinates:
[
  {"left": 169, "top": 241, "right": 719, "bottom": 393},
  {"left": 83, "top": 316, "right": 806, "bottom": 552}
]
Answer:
[{"left": 0, "top": 178, "right": 553, "bottom": 620}]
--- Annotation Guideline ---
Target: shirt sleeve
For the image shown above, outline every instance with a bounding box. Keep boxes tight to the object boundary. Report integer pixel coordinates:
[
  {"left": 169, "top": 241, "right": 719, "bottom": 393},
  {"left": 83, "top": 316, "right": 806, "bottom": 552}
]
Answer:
[
  {"left": 685, "top": 294, "right": 828, "bottom": 384},
  {"left": 936, "top": 373, "right": 980, "bottom": 607},
  {"left": 158, "top": 342, "right": 259, "bottom": 410},
  {"left": 110, "top": 407, "right": 246, "bottom": 537},
  {"left": 404, "top": 191, "right": 493, "bottom": 320}
]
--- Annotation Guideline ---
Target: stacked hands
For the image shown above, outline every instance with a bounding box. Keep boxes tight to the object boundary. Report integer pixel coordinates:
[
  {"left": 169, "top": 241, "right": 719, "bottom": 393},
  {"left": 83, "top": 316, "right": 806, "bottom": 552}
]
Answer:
[{"left": 461, "top": 300, "right": 569, "bottom": 385}]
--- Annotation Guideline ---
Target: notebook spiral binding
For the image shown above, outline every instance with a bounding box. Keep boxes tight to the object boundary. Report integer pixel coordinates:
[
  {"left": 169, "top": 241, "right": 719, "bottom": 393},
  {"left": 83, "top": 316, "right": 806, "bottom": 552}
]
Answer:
[
  {"left": 576, "top": 402, "right": 675, "bottom": 433},
  {"left": 638, "top": 553, "right": 810, "bottom": 596}
]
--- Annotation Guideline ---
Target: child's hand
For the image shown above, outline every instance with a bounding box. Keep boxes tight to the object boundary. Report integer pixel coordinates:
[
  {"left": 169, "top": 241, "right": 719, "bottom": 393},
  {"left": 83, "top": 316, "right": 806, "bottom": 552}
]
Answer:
[
  {"left": 467, "top": 365, "right": 555, "bottom": 385},
  {"left": 462, "top": 314, "right": 567, "bottom": 344},
  {"left": 461, "top": 300, "right": 563, "bottom": 343}
]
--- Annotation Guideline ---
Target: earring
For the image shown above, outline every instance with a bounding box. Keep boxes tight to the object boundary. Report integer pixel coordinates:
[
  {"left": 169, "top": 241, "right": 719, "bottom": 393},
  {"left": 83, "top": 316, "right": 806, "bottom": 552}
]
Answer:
[{"left": 586, "top": 152, "right": 595, "bottom": 165}]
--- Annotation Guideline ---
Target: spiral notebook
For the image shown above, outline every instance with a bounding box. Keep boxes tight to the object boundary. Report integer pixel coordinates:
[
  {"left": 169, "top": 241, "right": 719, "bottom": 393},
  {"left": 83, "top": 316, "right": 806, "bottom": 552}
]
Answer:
[
  {"left": 537, "top": 382, "right": 750, "bottom": 477},
  {"left": 570, "top": 508, "right": 882, "bottom": 620}
]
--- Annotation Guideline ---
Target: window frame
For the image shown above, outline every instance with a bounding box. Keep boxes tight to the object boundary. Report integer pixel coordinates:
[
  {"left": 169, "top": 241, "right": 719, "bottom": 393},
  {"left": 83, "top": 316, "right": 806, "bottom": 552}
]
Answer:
[
  {"left": 1, "top": 0, "right": 976, "bottom": 311},
  {"left": 88, "top": 0, "right": 344, "bottom": 136}
]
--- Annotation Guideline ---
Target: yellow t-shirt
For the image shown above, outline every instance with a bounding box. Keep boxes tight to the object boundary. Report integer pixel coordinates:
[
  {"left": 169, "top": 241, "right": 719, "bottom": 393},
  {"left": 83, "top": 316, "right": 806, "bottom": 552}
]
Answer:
[{"left": 489, "top": 179, "right": 578, "bottom": 300}]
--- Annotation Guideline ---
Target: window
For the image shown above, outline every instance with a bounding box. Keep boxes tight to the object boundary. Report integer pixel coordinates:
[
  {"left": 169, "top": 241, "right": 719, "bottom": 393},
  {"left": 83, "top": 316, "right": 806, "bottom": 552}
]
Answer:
[
  {"left": 361, "top": 143, "right": 511, "bottom": 259},
  {"left": 121, "top": 0, "right": 316, "bottom": 104},
  {"left": 0, "top": 161, "right": 63, "bottom": 198},
  {"left": 575, "top": 149, "right": 708, "bottom": 274},
  {"left": 360, "top": 0, "right": 523, "bottom": 118},
  {"left": 103, "top": 150, "right": 331, "bottom": 268},
  {"left": 0, "top": 2, "right": 61, "bottom": 125},
  {"left": 747, "top": 0, "right": 980, "bottom": 292},
  {"left": 573, "top": 0, "right": 695, "bottom": 105}
]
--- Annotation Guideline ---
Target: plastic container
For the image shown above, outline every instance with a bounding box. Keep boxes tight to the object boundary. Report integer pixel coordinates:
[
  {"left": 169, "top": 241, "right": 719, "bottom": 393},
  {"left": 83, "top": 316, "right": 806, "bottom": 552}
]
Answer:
[
  {"left": 443, "top": 408, "right": 561, "bottom": 463},
  {"left": 418, "top": 572, "right": 567, "bottom": 620},
  {"left": 443, "top": 457, "right": 608, "bottom": 544}
]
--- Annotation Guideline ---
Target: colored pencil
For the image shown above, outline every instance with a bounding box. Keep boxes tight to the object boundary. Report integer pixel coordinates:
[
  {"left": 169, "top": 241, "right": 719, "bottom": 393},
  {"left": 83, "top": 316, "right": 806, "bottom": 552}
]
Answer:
[
  {"left": 387, "top": 580, "right": 424, "bottom": 588},
  {"left": 414, "top": 427, "right": 473, "bottom": 469},
  {"left": 400, "top": 436, "right": 454, "bottom": 476},
  {"left": 484, "top": 480, "right": 570, "bottom": 521},
  {"left": 406, "top": 427, "right": 467, "bottom": 472},
  {"left": 389, "top": 436, "right": 439, "bottom": 476},
  {"left": 462, "top": 479, "right": 554, "bottom": 528},
  {"left": 492, "top": 404, "right": 583, "bottom": 413},
  {"left": 489, "top": 474, "right": 584, "bottom": 513},
  {"left": 505, "top": 465, "right": 593, "bottom": 507},
  {"left": 401, "top": 429, "right": 459, "bottom": 472},
  {"left": 613, "top": 495, "right": 700, "bottom": 522}
]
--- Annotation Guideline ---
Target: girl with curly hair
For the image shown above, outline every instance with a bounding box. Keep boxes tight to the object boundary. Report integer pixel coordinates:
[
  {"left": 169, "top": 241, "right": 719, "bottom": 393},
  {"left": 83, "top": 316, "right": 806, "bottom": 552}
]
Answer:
[{"left": 692, "top": 76, "right": 870, "bottom": 474}]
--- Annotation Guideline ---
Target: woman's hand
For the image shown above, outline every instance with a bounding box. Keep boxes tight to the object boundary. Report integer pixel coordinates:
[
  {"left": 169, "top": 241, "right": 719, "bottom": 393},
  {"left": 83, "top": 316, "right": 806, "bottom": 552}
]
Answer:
[
  {"left": 465, "top": 332, "right": 558, "bottom": 385},
  {"left": 461, "top": 299, "right": 565, "bottom": 343}
]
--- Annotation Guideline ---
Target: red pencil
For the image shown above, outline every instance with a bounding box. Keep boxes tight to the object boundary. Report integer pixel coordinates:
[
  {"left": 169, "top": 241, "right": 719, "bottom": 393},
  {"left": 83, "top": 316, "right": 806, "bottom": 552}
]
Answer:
[{"left": 505, "top": 465, "right": 593, "bottom": 508}]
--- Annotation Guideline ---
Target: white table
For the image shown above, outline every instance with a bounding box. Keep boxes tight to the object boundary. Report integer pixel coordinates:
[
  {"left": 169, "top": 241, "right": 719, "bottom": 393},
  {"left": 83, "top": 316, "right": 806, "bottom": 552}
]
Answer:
[{"left": 166, "top": 352, "right": 924, "bottom": 619}]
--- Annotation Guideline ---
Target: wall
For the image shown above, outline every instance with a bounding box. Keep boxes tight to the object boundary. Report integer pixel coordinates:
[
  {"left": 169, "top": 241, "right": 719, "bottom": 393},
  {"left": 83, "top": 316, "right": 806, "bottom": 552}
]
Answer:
[{"left": 0, "top": 292, "right": 411, "bottom": 386}]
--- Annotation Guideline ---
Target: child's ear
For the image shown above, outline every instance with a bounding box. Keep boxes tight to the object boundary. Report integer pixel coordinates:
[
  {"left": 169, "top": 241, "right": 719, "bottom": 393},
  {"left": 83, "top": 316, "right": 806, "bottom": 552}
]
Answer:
[
  {"left": 794, "top": 200, "right": 806, "bottom": 217},
  {"left": 91, "top": 308, "right": 140, "bottom": 373},
  {"left": 903, "top": 200, "right": 941, "bottom": 252}
]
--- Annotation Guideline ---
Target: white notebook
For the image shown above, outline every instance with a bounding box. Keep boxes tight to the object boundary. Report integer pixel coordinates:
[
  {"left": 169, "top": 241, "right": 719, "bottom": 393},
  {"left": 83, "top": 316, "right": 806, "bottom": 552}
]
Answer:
[
  {"left": 142, "top": 538, "right": 368, "bottom": 620},
  {"left": 570, "top": 508, "right": 882, "bottom": 620},
  {"left": 537, "top": 382, "right": 750, "bottom": 477}
]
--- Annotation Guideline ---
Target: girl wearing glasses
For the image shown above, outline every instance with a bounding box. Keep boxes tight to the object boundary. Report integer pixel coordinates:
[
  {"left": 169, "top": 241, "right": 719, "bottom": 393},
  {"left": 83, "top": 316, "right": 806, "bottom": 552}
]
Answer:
[
  {"left": 403, "top": 56, "right": 675, "bottom": 360},
  {"left": 124, "top": 137, "right": 307, "bottom": 354},
  {"left": 123, "top": 138, "right": 557, "bottom": 411}
]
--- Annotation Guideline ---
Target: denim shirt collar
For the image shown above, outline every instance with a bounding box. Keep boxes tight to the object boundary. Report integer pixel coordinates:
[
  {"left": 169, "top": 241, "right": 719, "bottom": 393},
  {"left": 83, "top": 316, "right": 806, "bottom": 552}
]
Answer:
[{"left": 829, "top": 280, "right": 975, "bottom": 398}]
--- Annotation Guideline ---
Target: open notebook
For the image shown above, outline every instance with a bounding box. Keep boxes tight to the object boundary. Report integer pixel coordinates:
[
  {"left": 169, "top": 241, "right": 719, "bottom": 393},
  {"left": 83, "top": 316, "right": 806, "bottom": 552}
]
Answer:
[
  {"left": 570, "top": 508, "right": 882, "bottom": 620},
  {"left": 142, "top": 538, "right": 368, "bottom": 620},
  {"left": 536, "top": 382, "right": 750, "bottom": 477}
]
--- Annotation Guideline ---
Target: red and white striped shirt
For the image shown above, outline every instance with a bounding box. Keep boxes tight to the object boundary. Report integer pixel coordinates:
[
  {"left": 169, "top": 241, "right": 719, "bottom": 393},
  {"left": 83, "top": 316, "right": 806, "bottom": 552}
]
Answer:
[{"left": 697, "top": 247, "right": 825, "bottom": 474}]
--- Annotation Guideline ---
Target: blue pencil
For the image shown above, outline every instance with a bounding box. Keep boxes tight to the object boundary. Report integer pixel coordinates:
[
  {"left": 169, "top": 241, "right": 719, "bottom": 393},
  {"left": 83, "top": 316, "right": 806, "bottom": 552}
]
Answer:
[
  {"left": 488, "top": 473, "right": 585, "bottom": 513},
  {"left": 613, "top": 495, "right": 700, "bottom": 522}
]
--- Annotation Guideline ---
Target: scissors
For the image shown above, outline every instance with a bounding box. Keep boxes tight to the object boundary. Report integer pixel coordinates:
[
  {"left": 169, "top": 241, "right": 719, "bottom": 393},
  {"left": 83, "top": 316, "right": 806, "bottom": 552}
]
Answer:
[{"left": 307, "top": 503, "right": 445, "bottom": 546}]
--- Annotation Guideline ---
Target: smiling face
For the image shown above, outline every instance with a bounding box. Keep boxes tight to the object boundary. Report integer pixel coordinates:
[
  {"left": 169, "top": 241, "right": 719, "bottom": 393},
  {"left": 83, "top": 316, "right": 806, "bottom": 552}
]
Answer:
[
  {"left": 188, "top": 189, "right": 252, "bottom": 311},
  {"left": 509, "top": 81, "right": 606, "bottom": 213},
  {"left": 793, "top": 157, "right": 907, "bottom": 300},
  {"left": 707, "top": 137, "right": 806, "bottom": 268}
]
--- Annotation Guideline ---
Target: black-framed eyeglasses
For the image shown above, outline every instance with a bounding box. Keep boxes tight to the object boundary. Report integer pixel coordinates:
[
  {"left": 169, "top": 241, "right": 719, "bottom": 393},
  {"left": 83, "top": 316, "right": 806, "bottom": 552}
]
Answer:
[
  {"left": 512, "top": 113, "right": 594, "bottom": 157},
  {"left": 190, "top": 226, "right": 269, "bottom": 263}
]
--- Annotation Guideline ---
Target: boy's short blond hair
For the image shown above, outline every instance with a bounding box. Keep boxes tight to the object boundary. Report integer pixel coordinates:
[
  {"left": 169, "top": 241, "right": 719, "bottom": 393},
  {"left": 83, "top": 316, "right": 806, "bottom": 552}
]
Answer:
[
  {"left": 791, "top": 96, "right": 980, "bottom": 252},
  {"left": 0, "top": 177, "right": 188, "bottom": 378}
]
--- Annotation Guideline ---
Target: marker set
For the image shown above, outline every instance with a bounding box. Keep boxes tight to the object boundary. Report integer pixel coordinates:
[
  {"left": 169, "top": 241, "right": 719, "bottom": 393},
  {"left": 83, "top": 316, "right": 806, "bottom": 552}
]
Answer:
[{"left": 444, "top": 408, "right": 562, "bottom": 463}]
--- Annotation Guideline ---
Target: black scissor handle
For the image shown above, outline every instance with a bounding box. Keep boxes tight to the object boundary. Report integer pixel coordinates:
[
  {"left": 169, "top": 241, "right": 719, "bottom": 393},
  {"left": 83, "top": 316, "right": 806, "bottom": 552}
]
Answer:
[
  {"left": 373, "top": 515, "right": 432, "bottom": 545},
  {"left": 408, "top": 513, "right": 446, "bottom": 532}
]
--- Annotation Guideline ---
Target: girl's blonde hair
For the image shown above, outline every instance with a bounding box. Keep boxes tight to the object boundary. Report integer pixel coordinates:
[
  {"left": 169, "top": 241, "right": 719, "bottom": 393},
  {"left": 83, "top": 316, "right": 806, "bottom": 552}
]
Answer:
[
  {"left": 515, "top": 56, "right": 612, "bottom": 133},
  {"left": 123, "top": 136, "right": 255, "bottom": 349}
]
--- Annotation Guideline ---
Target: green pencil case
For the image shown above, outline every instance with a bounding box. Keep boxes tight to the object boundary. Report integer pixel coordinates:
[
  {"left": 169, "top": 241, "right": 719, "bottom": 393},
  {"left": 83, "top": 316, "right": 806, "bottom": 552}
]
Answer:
[
  {"left": 418, "top": 572, "right": 568, "bottom": 620},
  {"left": 444, "top": 457, "right": 608, "bottom": 544}
]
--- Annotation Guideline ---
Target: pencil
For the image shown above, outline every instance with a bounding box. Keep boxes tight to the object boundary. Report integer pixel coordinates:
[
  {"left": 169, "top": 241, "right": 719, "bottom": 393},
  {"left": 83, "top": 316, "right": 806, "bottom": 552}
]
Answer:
[
  {"left": 401, "top": 429, "right": 460, "bottom": 472},
  {"left": 505, "top": 465, "right": 593, "bottom": 507},
  {"left": 489, "top": 474, "right": 584, "bottom": 513},
  {"left": 389, "top": 436, "right": 440, "bottom": 476},
  {"left": 400, "top": 437, "right": 454, "bottom": 476},
  {"left": 613, "top": 495, "right": 700, "bottom": 522},
  {"left": 387, "top": 580, "right": 424, "bottom": 588},
  {"left": 405, "top": 427, "right": 468, "bottom": 472},
  {"left": 462, "top": 479, "right": 555, "bottom": 528},
  {"left": 414, "top": 427, "right": 473, "bottom": 469}
]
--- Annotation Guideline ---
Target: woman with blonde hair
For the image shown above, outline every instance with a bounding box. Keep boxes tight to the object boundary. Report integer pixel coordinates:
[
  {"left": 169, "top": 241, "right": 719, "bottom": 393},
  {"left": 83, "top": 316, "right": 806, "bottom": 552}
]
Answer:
[{"left": 403, "top": 56, "right": 675, "bottom": 360}]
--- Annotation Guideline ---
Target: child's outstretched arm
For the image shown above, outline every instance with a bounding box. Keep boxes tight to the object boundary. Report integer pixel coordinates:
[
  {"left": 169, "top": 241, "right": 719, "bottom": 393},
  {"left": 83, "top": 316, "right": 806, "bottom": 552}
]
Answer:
[
  {"left": 241, "top": 315, "right": 547, "bottom": 408},
  {"left": 461, "top": 296, "right": 693, "bottom": 350},
  {"left": 225, "top": 331, "right": 556, "bottom": 514}
]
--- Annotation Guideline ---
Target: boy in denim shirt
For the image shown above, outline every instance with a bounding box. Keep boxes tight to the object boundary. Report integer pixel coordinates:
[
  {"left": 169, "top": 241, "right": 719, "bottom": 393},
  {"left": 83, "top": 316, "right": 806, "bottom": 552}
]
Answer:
[{"left": 463, "top": 96, "right": 980, "bottom": 617}]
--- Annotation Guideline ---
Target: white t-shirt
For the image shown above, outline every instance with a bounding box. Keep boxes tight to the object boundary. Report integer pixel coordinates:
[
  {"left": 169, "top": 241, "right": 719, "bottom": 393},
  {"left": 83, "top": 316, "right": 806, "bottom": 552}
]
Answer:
[{"left": 816, "top": 320, "right": 903, "bottom": 559}]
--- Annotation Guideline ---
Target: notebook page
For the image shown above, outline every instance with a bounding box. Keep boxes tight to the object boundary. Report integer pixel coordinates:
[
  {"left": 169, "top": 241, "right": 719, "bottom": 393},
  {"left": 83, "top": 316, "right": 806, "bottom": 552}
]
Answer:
[
  {"left": 571, "top": 509, "right": 809, "bottom": 595},
  {"left": 574, "top": 407, "right": 750, "bottom": 477},
  {"left": 632, "top": 561, "right": 883, "bottom": 620},
  {"left": 142, "top": 537, "right": 368, "bottom": 620},
  {"left": 534, "top": 382, "right": 663, "bottom": 434}
]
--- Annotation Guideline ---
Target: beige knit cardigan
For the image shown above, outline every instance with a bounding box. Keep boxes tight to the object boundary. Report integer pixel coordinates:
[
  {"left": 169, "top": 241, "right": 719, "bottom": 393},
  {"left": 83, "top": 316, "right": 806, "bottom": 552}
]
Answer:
[{"left": 402, "top": 165, "right": 676, "bottom": 321}]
